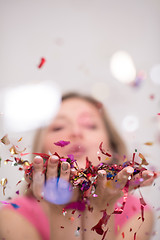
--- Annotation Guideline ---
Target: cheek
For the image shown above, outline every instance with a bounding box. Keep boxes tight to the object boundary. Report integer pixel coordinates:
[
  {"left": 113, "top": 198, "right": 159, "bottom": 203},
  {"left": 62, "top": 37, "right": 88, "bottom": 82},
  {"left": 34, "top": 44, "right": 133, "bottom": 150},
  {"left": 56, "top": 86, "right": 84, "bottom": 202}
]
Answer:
[
  {"left": 43, "top": 132, "right": 68, "bottom": 155},
  {"left": 43, "top": 133, "right": 57, "bottom": 153}
]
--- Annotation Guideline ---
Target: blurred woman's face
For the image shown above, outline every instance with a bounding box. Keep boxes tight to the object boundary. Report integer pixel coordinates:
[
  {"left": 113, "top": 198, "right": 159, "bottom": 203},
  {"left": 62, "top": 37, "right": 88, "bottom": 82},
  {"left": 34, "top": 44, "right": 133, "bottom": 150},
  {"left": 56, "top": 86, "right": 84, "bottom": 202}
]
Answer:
[{"left": 43, "top": 98, "right": 112, "bottom": 168}]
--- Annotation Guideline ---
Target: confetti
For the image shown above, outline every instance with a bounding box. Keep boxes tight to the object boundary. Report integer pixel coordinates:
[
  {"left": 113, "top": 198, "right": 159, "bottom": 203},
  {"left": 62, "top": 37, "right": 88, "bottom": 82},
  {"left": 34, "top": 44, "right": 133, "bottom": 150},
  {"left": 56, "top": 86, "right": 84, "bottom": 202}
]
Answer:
[
  {"left": 0, "top": 178, "right": 8, "bottom": 195},
  {"left": 10, "top": 203, "right": 20, "bottom": 209},
  {"left": 54, "top": 140, "right": 70, "bottom": 147},
  {"left": 38, "top": 57, "right": 46, "bottom": 68},
  {"left": 139, "top": 153, "right": 149, "bottom": 166},
  {"left": 0, "top": 134, "right": 10, "bottom": 145},
  {"left": 99, "top": 142, "right": 112, "bottom": 157},
  {"left": 9, "top": 145, "right": 26, "bottom": 155},
  {"left": 91, "top": 210, "right": 111, "bottom": 235},
  {"left": 2, "top": 139, "right": 158, "bottom": 238},
  {"left": 144, "top": 142, "right": 153, "bottom": 146},
  {"left": 18, "top": 137, "right": 23, "bottom": 142}
]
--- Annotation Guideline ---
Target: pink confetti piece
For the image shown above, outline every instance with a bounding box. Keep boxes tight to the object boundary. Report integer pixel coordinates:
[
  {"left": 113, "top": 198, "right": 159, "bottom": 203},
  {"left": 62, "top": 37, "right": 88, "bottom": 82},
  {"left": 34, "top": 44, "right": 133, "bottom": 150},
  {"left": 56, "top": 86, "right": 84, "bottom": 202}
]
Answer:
[
  {"left": 54, "top": 140, "right": 70, "bottom": 147},
  {"left": 0, "top": 201, "right": 10, "bottom": 205}
]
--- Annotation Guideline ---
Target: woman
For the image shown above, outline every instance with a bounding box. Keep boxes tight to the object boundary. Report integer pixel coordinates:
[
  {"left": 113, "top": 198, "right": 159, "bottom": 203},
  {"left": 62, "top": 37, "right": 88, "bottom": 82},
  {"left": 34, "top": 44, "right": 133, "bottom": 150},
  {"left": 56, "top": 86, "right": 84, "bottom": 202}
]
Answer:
[{"left": 0, "top": 92, "right": 156, "bottom": 240}]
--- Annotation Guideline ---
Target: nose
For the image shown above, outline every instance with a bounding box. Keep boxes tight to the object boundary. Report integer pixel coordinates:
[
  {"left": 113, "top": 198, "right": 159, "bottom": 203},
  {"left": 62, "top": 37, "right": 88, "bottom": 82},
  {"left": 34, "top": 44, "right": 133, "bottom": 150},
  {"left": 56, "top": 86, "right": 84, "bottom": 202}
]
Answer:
[{"left": 69, "top": 124, "right": 83, "bottom": 139}]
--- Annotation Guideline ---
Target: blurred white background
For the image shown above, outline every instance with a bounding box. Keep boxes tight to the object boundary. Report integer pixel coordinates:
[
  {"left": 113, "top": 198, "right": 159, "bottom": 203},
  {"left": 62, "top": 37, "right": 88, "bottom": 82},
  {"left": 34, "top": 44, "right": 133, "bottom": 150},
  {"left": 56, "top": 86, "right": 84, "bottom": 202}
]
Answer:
[{"left": 0, "top": 0, "right": 160, "bottom": 238}]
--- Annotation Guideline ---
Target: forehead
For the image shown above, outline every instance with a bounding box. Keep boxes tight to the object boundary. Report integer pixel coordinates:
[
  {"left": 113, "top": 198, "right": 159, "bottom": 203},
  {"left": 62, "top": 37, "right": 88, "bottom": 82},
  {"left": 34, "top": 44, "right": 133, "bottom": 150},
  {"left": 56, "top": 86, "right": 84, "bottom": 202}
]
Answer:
[{"left": 56, "top": 98, "right": 101, "bottom": 119}]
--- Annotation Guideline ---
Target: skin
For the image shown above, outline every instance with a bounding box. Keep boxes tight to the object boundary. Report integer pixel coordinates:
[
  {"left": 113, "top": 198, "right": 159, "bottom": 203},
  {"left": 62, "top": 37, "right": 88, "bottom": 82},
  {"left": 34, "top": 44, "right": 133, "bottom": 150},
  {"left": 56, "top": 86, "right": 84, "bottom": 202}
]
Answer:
[{"left": 0, "top": 98, "right": 157, "bottom": 240}]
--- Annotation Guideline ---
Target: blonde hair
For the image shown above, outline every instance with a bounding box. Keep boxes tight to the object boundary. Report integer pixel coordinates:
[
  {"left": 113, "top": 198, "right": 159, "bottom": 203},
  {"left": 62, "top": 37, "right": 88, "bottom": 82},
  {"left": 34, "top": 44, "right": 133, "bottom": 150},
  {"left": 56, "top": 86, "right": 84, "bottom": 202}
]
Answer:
[{"left": 32, "top": 92, "right": 127, "bottom": 164}]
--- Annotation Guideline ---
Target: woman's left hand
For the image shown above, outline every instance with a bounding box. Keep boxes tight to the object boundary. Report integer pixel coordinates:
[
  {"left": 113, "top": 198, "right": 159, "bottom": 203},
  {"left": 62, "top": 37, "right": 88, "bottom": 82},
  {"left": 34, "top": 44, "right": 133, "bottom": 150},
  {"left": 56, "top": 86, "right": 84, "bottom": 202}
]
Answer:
[{"left": 89, "top": 166, "right": 158, "bottom": 213}]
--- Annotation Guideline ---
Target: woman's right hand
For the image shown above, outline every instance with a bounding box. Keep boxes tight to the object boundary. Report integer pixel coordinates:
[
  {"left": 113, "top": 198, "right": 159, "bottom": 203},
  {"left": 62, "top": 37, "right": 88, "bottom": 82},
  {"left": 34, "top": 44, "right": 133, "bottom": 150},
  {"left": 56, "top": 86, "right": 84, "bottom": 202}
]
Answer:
[{"left": 24, "top": 155, "right": 79, "bottom": 204}]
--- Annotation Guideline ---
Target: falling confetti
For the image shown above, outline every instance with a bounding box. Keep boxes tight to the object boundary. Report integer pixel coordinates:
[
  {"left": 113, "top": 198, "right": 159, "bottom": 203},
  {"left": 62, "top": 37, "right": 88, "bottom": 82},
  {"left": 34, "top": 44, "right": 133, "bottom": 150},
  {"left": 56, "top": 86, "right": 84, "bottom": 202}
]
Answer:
[
  {"left": 0, "top": 178, "right": 8, "bottom": 195},
  {"left": 99, "top": 142, "right": 112, "bottom": 157},
  {"left": 54, "top": 140, "right": 70, "bottom": 147},
  {"left": 10, "top": 203, "right": 20, "bottom": 209},
  {"left": 139, "top": 153, "right": 149, "bottom": 166},
  {"left": 18, "top": 137, "right": 23, "bottom": 142},
  {"left": 144, "top": 142, "right": 153, "bottom": 146},
  {"left": 0, "top": 134, "right": 10, "bottom": 145},
  {"left": 38, "top": 57, "right": 46, "bottom": 68},
  {"left": 1, "top": 138, "right": 159, "bottom": 238}
]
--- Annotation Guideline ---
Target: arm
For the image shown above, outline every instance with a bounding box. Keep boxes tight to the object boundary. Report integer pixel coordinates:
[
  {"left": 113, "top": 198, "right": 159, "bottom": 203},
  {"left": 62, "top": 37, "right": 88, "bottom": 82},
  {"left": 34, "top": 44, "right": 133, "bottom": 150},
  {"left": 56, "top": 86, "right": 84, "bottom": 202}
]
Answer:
[{"left": 0, "top": 208, "right": 41, "bottom": 240}]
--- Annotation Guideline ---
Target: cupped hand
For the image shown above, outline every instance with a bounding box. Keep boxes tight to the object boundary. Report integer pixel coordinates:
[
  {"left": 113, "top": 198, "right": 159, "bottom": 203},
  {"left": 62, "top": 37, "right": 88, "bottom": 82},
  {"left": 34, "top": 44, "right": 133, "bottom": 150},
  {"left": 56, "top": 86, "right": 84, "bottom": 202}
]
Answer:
[{"left": 89, "top": 166, "right": 158, "bottom": 213}]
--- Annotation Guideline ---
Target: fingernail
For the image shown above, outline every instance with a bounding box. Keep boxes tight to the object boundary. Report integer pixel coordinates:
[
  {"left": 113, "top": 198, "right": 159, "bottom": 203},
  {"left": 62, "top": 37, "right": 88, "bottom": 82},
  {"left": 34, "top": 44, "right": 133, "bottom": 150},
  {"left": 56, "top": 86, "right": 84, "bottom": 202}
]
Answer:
[
  {"left": 34, "top": 156, "right": 43, "bottom": 164},
  {"left": 126, "top": 167, "right": 134, "bottom": 174},
  {"left": 148, "top": 172, "right": 154, "bottom": 177},
  {"left": 62, "top": 162, "right": 69, "bottom": 171},
  {"left": 98, "top": 172, "right": 105, "bottom": 178},
  {"left": 50, "top": 156, "right": 59, "bottom": 163}
]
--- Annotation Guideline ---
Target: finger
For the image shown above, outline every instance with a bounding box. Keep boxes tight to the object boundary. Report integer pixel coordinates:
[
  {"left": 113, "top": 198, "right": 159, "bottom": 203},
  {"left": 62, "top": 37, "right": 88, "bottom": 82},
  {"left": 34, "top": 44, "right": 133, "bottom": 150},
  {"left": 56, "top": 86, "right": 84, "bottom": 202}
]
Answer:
[
  {"left": 46, "top": 155, "right": 59, "bottom": 180},
  {"left": 114, "top": 166, "right": 134, "bottom": 190},
  {"left": 32, "top": 156, "right": 44, "bottom": 199},
  {"left": 60, "top": 162, "right": 70, "bottom": 182},
  {"left": 129, "top": 170, "right": 154, "bottom": 189},
  {"left": 96, "top": 170, "right": 107, "bottom": 196},
  {"left": 138, "top": 170, "right": 154, "bottom": 187}
]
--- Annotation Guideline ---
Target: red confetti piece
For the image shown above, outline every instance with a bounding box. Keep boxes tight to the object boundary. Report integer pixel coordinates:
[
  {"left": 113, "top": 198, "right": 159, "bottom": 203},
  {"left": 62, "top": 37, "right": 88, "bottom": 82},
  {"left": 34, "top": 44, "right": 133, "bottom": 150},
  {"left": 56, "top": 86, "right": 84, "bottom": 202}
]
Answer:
[
  {"left": 149, "top": 94, "right": 154, "bottom": 99},
  {"left": 134, "top": 232, "right": 137, "bottom": 240},
  {"left": 102, "top": 228, "right": 108, "bottom": 240},
  {"left": 122, "top": 232, "right": 125, "bottom": 238},
  {"left": 132, "top": 152, "right": 135, "bottom": 165},
  {"left": 141, "top": 205, "right": 144, "bottom": 222},
  {"left": 99, "top": 142, "right": 111, "bottom": 157},
  {"left": 54, "top": 140, "right": 70, "bottom": 147},
  {"left": 139, "top": 197, "right": 146, "bottom": 206},
  {"left": 4, "top": 159, "right": 13, "bottom": 163},
  {"left": 16, "top": 180, "right": 22, "bottom": 186},
  {"left": 91, "top": 210, "right": 111, "bottom": 235},
  {"left": 38, "top": 57, "right": 46, "bottom": 68},
  {"left": 157, "top": 113, "right": 160, "bottom": 115}
]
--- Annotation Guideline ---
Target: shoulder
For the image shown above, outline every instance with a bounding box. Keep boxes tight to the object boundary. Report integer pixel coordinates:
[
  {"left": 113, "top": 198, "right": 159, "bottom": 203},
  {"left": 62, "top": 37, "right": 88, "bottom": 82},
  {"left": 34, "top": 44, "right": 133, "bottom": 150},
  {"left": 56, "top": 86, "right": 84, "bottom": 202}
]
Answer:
[
  {"left": 0, "top": 205, "right": 41, "bottom": 239},
  {"left": 0, "top": 196, "right": 49, "bottom": 240}
]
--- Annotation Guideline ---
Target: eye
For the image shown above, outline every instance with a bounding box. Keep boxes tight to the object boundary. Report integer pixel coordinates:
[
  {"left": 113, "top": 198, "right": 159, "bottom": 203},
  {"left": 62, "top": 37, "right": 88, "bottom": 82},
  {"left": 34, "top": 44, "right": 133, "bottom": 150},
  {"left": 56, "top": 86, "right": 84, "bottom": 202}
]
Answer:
[
  {"left": 52, "top": 126, "right": 64, "bottom": 131},
  {"left": 85, "top": 124, "right": 98, "bottom": 129}
]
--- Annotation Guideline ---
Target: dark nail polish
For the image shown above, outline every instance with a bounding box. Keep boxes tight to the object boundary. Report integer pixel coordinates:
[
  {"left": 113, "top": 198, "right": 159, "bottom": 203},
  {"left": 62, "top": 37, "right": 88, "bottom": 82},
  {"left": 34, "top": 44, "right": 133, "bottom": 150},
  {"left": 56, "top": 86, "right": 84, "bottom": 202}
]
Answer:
[{"left": 62, "top": 162, "right": 68, "bottom": 171}]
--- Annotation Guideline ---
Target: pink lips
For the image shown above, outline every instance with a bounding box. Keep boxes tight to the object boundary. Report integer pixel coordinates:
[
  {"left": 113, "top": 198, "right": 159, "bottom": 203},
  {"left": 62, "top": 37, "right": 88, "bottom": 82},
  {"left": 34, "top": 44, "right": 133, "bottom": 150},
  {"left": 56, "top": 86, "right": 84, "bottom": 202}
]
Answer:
[{"left": 67, "top": 144, "right": 86, "bottom": 157}]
